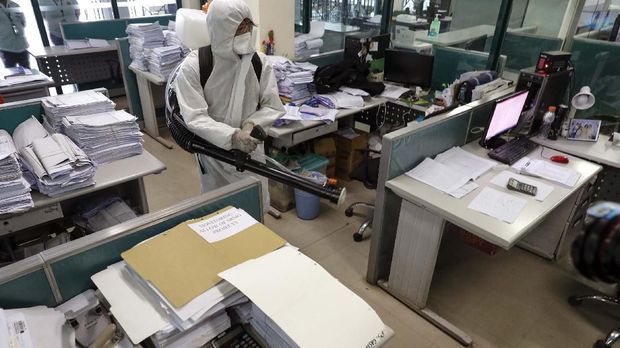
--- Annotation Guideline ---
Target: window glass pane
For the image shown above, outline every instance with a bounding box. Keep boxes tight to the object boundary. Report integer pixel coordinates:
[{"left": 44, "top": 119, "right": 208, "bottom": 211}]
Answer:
[
  {"left": 0, "top": 0, "right": 42, "bottom": 69},
  {"left": 117, "top": 0, "right": 177, "bottom": 19},
  {"left": 295, "top": 0, "right": 384, "bottom": 59},
  {"left": 569, "top": 0, "right": 620, "bottom": 130},
  {"left": 37, "top": 0, "right": 114, "bottom": 46}
]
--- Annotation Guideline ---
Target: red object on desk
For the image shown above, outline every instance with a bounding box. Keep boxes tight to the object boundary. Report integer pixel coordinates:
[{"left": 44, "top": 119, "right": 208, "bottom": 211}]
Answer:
[
  {"left": 0, "top": 95, "right": 4, "bottom": 104},
  {"left": 550, "top": 155, "right": 569, "bottom": 164}
]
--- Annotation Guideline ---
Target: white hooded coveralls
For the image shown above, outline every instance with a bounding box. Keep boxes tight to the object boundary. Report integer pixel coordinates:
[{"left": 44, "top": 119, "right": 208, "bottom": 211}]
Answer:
[{"left": 174, "top": 0, "right": 284, "bottom": 213}]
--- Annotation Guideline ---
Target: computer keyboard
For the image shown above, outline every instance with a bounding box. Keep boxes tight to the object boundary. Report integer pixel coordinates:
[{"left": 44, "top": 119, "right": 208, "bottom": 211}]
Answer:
[{"left": 488, "top": 136, "right": 538, "bottom": 165}]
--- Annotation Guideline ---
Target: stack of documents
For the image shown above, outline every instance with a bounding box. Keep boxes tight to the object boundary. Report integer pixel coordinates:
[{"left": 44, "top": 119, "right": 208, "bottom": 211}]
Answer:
[
  {"left": 14, "top": 117, "right": 96, "bottom": 197},
  {"left": 73, "top": 196, "right": 137, "bottom": 233},
  {"left": 317, "top": 91, "right": 365, "bottom": 109},
  {"left": 282, "top": 104, "right": 338, "bottom": 124},
  {"left": 0, "top": 306, "right": 76, "bottom": 348},
  {"left": 164, "top": 29, "right": 190, "bottom": 56},
  {"left": 42, "top": 91, "right": 116, "bottom": 132},
  {"left": 92, "top": 207, "right": 286, "bottom": 344},
  {"left": 406, "top": 147, "right": 497, "bottom": 198},
  {"left": 512, "top": 157, "right": 581, "bottom": 187},
  {"left": 127, "top": 22, "right": 166, "bottom": 71},
  {"left": 62, "top": 109, "right": 143, "bottom": 164},
  {"left": 0, "top": 130, "right": 33, "bottom": 215},
  {"left": 146, "top": 45, "right": 184, "bottom": 79},
  {"left": 63, "top": 38, "right": 110, "bottom": 50},
  {"left": 266, "top": 55, "right": 317, "bottom": 102},
  {"left": 295, "top": 22, "right": 325, "bottom": 58}
]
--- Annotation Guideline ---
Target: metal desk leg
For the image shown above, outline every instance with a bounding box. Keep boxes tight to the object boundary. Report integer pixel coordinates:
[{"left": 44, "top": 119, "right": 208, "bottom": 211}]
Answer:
[
  {"left": 136, "top": 75, "right": 174, "bottom": 149},
  {"left": 380, "top": 200, "right": 473, "bottom": 346}
]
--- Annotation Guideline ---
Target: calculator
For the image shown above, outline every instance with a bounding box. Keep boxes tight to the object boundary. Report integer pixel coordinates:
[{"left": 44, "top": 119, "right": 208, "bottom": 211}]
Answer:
[
  {"left": 211, "top": 325, "right": 262, "bottom": 348},
  {"left": 507, "top": 178, "right": 538, "bottom": 196}
]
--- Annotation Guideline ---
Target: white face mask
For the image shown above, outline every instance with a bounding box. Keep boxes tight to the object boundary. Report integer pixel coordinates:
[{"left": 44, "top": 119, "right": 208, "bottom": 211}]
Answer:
[{"left": 233, "top": 29, "right": 256, "bottom": 55}]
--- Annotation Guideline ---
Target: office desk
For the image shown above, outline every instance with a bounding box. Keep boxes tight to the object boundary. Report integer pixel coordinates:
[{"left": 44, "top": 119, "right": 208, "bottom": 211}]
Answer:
[
  {"left": 0, "top": 73, "right": 55, "bottom": 103},
  {"left": 533, "top": 135, "right": 620, "bottom": 202},
  {"left": 0, "top": 151, "right": 166, "bottom": 237},
  {"left": 28, "top": 42, "right": 120, "bottom": 89},
  {"left": 382, "top": 141, "right": 601, "bottom": 345},
  {"left": 128, "top": 66, "right": 173, "bottom": 149}
]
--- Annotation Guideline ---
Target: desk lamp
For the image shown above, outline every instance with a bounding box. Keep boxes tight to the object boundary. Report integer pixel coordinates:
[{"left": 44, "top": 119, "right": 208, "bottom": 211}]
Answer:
[{"left": 561, "top": 86, "right": 595, "bottom": 137}]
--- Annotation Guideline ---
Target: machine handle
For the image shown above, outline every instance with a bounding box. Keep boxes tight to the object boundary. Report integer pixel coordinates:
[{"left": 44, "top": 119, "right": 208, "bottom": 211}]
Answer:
[{"left": 250, "top": 125, "right": 268, "bottom": 141}]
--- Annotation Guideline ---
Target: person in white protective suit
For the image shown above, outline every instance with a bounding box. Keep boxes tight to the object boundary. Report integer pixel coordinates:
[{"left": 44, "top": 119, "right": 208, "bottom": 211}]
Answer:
[{"left": 174, "top": 0, "right": 284, "bottom": 214}]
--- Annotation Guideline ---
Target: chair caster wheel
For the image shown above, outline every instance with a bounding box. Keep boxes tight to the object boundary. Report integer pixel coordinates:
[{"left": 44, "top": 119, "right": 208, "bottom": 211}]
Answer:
[
  {"left": 594, "top": 339, "right": 611, "bottom": 348},
  {"left": 353, "top": 233, "right": 363, "bottom": 242},
  {"left": 345, "top": 208, "right": 354, "bottom": 217},
  {"left": 568, "top": 297, "right": 582, "bottom": 306}
]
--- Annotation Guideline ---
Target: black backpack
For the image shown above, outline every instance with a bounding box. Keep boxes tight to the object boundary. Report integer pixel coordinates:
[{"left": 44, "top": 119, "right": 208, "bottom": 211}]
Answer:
[{"left": 198, "top": 45, "right": 263, "bottom": 87}]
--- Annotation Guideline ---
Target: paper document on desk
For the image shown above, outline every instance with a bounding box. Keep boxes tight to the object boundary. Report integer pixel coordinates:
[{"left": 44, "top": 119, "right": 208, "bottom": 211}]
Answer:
[
  {"left": 490, "top": 171, "right": 553, "bottom": 202},
  {"left": 435, "top": 147, "right": 497, "bottom": 180},
  {"left": 405, "top": 158, "right": 474, "bottom": 197},
  {"left": 338, "top": 86, "right": 369, "bottom": 96},
  {"left": 468, "top": 187, "right": 527, "bottom": 223},
  {"left": 219, "top": 246, "right": 390, "bottom": 348},
  {"left": 380, "top": 84, "right": 410, "bottom": 99},
  {"left": 512, "top": 157, "right": 581, "bottom": 187},
  {"left": 188, "top": 208, "right": 258, "bottom": 243}
]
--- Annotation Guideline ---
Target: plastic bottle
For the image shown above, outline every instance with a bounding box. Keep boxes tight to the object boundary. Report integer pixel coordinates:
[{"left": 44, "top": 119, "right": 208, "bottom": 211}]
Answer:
[
  {"left": 539, "top": 106, "right": 556, "bottom": 139},
  {"left": 428, "top": 15, "right": 441, "bottom": 38}
]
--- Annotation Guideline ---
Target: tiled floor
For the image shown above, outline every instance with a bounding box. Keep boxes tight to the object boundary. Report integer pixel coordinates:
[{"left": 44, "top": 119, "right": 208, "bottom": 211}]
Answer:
[{"left": 143, "top": 132, "right": 618, "bottom": 348}]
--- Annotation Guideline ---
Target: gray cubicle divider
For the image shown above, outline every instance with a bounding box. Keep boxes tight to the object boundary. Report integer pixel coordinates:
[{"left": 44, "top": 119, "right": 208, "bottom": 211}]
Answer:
[
  {"left": 0, "top": 99, "right": 44, "bottom": 133},
  {"left": 116, "top": 38, "right": 144, "bottom": 119},
  {"left": 61, "top": 15, "right": 175, "bottom": 41},
  {"left": 41, "top": 178, "right": 263, "bottom": 304},
  {"left": 431, "top": 46, "right": 507, "bottom": 91},
  {"left": 0, "top": 178, "right": 262, "bottom": 308},
  {"left": 366, "top": 89, "right": 509, "bottom": 283}
]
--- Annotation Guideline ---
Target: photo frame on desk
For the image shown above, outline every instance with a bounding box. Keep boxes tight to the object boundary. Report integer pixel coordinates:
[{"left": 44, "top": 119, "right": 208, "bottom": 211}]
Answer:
[{"left": 567, "top": 119, "right": 601, "bottom": 142}]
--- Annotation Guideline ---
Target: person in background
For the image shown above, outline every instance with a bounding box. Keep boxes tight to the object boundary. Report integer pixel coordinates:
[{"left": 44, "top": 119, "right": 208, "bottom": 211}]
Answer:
[
  {"left": 174, "top": 0, "right": 284, "bottom": 214},
  {"left": 39, "top": 0, "right": 80, "bottom": 46},
  {"left": 0, "top": 0, "right": 29, "bottom": 68}
]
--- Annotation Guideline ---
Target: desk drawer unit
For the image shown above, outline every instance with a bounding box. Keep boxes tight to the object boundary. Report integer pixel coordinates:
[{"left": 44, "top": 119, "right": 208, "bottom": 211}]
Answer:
[{"left": 0, "top": 203, "right": 63, "bottom": 236}]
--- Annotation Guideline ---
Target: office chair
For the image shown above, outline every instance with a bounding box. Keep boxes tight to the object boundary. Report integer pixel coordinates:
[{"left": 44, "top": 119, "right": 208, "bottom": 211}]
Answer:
[
  {"left": 610, "top": 15, "right": 620, "bottom": 42},
  {"left": 345, "top": 149, "right": 380, "bottom": 242},
  {"left": 569, "top": 202, "right": 620, "bottom": 348}
]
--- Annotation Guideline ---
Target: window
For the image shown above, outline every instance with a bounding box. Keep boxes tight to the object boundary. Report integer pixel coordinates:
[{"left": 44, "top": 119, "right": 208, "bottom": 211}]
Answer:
[
  {"left": 295, "top": 0, "right": 384, "bottom": 59},
  {"left": 117, "top": 0, "right": 177, "bottom": 19},
  {"left": 0, "top": 0, "right": 42, "bottom": 69}
]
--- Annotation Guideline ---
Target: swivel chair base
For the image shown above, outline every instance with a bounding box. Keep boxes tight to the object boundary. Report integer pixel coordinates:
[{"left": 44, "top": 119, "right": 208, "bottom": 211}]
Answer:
[
  {"left": 345, "top": 202, "right": 374, "bottom": 242},
  {"left": 569, "top": 294, "right": 620, "bottom": 348}
]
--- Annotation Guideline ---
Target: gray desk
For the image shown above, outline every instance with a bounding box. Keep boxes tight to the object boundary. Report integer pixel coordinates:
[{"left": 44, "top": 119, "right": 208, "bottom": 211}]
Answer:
[
  {"left": 382, "top": 141, "right": 601, "bottom": 345},
  {"left": 0, "top": 73, "right": 55, "bottom": 103},
  {"left": 0, "top": 151, "right": 166, "bottom": 237},
  {"left": 128, "top": 66, "right": 173, "bottom": 149}
]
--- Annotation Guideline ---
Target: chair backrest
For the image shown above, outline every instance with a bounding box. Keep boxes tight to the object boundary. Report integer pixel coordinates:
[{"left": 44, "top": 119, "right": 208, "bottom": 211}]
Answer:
[{"left": 611, "top": 15, "right": 620, "bottom": 42}]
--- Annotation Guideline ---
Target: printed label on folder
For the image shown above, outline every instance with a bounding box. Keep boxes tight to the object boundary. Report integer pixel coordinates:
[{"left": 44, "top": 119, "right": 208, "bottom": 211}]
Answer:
[{"left": 188, "top": 208, "right": 258, "bottom": 243}]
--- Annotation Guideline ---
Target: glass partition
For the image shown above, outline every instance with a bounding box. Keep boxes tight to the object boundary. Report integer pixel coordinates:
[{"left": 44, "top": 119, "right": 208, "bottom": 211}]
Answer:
[
  {"left": 0, "top": 0, "right": 42, "bottom": 69},
  {"left": 117, "top": 0, "right": 177, "bottom": 19}
]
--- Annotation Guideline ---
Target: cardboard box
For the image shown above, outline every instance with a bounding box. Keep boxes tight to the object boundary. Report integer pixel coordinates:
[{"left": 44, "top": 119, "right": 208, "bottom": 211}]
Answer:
[
  {"left": 336, "top": 132, "right": 368, "bottom": 180},
  {"left": 326, "top": 165, "right": 336, "bottom": 178},
  {"left": 313, "top": 137, "right": 337, "bottom": 158}
]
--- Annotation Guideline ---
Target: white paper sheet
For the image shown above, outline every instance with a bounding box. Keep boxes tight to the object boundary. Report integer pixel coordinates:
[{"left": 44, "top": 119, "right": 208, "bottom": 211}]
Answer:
[
  {"left": 338, "top": 86, "right": 370, "bottom": 96},
  {"left": 3, "top": 306, "right": 75, "bottom": 348},
  {"left": 490, "top": 171, "right": 553, "bottom": 202},
  {"left": 512, "top": 157, "right": 581, "bottom": 187},
  {"left": 405, "top": 158, "right": 473, "bottom": 197},
  {"left": 380, "top": 84, "right": 410, "bottom": 99},
  {"left": 188, "top": 208, "right": 258, "bottom": 243},
  {"left": 218, "top": 247, "right": 389, "bottom": 348},
  {"left": 435, "top": 147, "right": 497, "bottom": 180},
  {"left": 468, "top": 187, "right": 527, "bottom": 223}
]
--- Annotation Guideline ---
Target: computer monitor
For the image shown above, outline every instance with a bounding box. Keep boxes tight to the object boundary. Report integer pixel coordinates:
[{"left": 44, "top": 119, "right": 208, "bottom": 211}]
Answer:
[
  {"left": 384, "top": 49, "right": 434, "bottom": 88},
  {"left": 480, "top": 90, "right": 529, "bottom": 148}
]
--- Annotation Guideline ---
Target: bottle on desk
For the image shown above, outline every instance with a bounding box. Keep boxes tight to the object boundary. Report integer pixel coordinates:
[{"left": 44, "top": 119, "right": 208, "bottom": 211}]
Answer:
[
  {"left": 428, "top": 15, "right": 441, "bottom": 38},
  {"left": 538, "top": 106, "right": 556, "bottom": 139}
]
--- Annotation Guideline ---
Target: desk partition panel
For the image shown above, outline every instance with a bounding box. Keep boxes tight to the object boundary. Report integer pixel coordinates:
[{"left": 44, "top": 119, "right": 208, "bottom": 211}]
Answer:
[
  {"left": 0, "top": 102, "right": 44, "bottom": 134},
  {"left": 61, "top": 15, "right": 175, "bottom": 41},
  {"left": 0, "top": 257, "right": 57, "bottom": 309}
]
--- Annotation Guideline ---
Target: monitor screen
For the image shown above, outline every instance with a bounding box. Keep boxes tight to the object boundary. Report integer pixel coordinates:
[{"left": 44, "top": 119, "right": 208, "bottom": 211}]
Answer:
[
  {"left": 484, "top": 90, "right": 529, "bottom": 141},
  {"left": 384, "top": 49, "right": 434, "bottom": 88}
]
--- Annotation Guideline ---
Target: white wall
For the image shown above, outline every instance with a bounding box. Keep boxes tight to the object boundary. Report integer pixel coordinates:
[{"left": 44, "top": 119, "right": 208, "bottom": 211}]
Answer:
[{"left": 244, "top": 0, "right": 295, "bottom": 58}]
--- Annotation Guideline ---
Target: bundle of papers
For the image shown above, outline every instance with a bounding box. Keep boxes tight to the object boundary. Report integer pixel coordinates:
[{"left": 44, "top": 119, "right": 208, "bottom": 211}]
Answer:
[
  {"left": 62, "top": 110, "right": 143, "bottom": 164},
  {"left": 127, "top": 22, "right": 166, "bottom": 71},
  {"left": 14, "top": 117, "right": 96, "bottom": 197},
  {"left": 64, "top": 38, "right": 110, "bottom": 50},
  {"left": 0, "top": 306, "right": 76, "bottom": 348},
  {"left": 266, "top": 55, "right": 317, "bottom": 102},
  {"left": 0, "top": 130, "right": 33, "bottom": 215},
  {"left": 406, "top": 147, "right": 497, "bottom": 198},
  {"left": 512, "top": 157, "right": 581, "bottom": 187},
  {"left": 42, "top": 91, "right": 116, "bottom": 132},
  {"left": 317, "top": 91, "right": 365, "bottom": 109},
  {"left": 146, "top": 45, "right": 184, "bottom": 79},
  {"left": 295, "top": 21, "right": 325, "bottom": 58},
  {"left": 282, "top": 104, "right": 338, "bottom": 124},
  {"left": 73, "top": 196, "right": 137, "bottom": 233},
  {"left": 163, "top": 29, "right": 190, "bottom": 56}
]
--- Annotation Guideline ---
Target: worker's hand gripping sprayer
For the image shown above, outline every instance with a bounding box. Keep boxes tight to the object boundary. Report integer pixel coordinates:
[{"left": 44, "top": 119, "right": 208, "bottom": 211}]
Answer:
[{"left": 165, "top": 64, "right": 346, "bottom": 205}]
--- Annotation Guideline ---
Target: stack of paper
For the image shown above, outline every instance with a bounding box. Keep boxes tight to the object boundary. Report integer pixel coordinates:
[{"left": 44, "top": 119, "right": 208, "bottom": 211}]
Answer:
[
  {"left": 64, "top": 38, "right": 110, "bottom": 50},
  {"left": 0, "top": 306, "right": 76, "bottom": 348},
  {"left": 406, "top": 147, "right": 497, "bottom": 198},
  {"left": 295, "top": 21, "right": 325, "bottom": 58},
  {"left": 73, "top": 196, "right": 137, "bottom": 233},
  {"left": 62, "top": 110, "right": 143, "bottom": 164},
  {"left": 42, "top": 91, "right": 116, "bottom": 132},
  {"left": 92, "top": 207, "right": 286, "bottom": 344},
  {"left": 317, "top": 91, "right": 365, "bottom": 109},
  {"left": 13, "top": 117, "right": 96, "bottom": 197},
  {"left": 219, "top": 246, "right": 393, "bottom": 348},
  {"left": 266, "top": 55, "right": 317, "bottom": 103},
  {"left": 163, "top": 29, "right": 190, "bottom": 56},
  {"left": 146, "top": 45, "right": 184, "bottom": 79},
  {"left": 512, "top": 157, "right": 581, "bottom": 187},
  {"left": 127, "top": 22, "right": 166, "bottom": 71},
  {"left": 0, "top": 130, "right": 33, "bottom": 215},
  {"left": 282, "top": 104, "right": 338, "bottom": 124}
]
